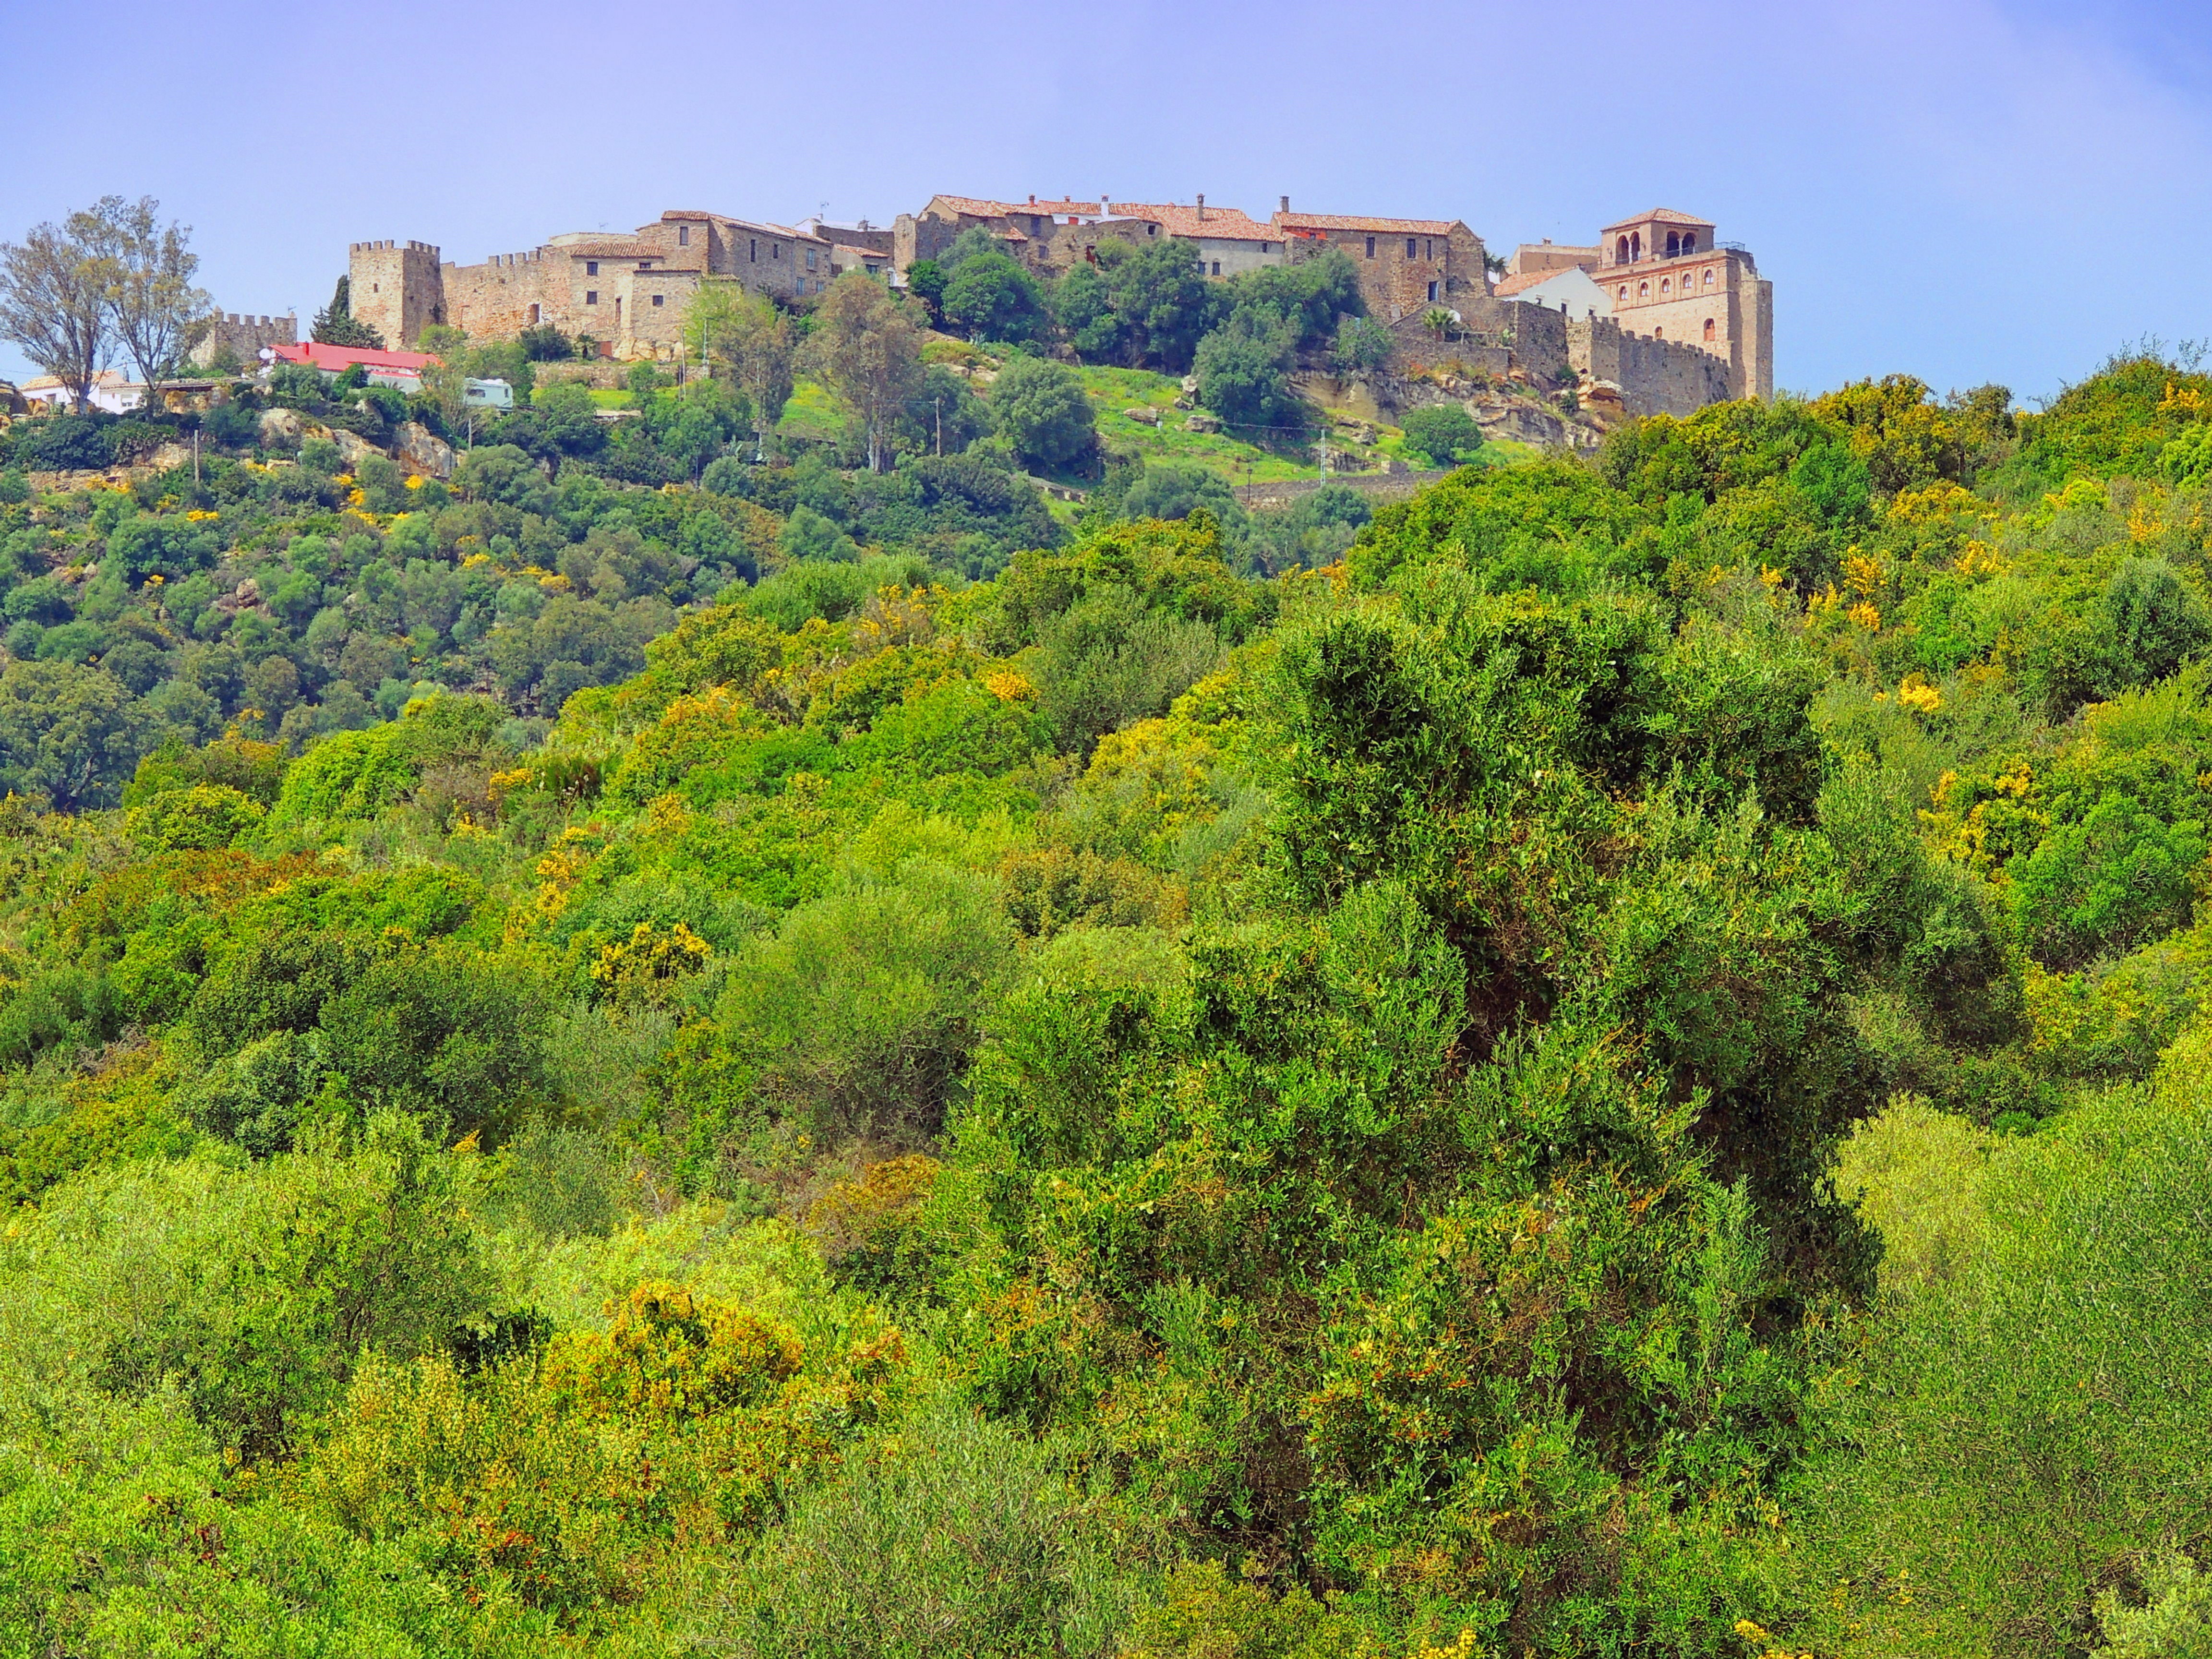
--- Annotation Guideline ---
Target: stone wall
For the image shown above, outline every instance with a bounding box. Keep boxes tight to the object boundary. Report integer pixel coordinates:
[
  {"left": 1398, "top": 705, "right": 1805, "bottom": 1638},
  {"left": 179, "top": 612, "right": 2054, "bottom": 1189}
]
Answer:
[
  {"left": 1569, "top": 315, "right": 1735, "bottom": 416},
  {"left": 445, "top": 250, "right": 563, "bottom": 341},
  {"left": 190, "top": 311, "right": 296, "bottom": 368},
  {"left": 1591, "top": 248, "right": 1771, "bottom": 399},
  {"left": 1235, "top": 469, "right": 1452, "bottom": 510},
  {"left": 1284, "top": 220, "right": 1488, "bottom": 324}
]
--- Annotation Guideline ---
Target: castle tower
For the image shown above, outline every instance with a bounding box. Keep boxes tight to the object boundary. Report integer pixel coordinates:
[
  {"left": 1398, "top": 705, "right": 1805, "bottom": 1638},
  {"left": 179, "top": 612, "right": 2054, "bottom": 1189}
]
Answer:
[
  {"left": 1595, "top": 210, "right": 1772, "bottom": 400},
  {"left": 347, "top": 240, "right": 445, "bottom": 348}
]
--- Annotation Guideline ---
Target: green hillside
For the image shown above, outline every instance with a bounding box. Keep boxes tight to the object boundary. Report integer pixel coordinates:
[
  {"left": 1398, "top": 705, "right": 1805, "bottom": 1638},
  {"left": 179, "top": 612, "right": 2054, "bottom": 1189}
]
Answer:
[{"left": 6, "top": 302, "right": 2212, "bottom": 1655}]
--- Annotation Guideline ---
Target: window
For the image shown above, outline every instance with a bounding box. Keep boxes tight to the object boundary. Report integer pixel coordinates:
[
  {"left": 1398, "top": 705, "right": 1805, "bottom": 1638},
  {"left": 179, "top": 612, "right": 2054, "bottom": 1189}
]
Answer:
[
  {"left": 1703, "top": 269, "right": 1714, "bottom": 287},
  {"left": 1365, "top": 236, "right": 1375, "bottom": 258},
  {"left": 1427, "top": 279, "right": 1438, "bottom": 302},
  {"left": 679, "top": 224, "right": 690, "bottom": 246},
  {"left": 651, "top": 293, "right": 664, "bottom": 307},
  {"left": 1616, "top": 236, "right": 1630, "bottom": 263},
  {"left": 1703, "top": 318, "right": 1716, "bottom": 341},
  {"left": 1638, "top": 280, "right": 1649, "bottom": 297},
  {"left": 1261, "top": 241, "right": 1270, "bottom": 253},
  {"left": 1666, "top": 231, "right": 1680, "bottom": 256},
  {"left": 1426, "top": 239, "right": 1433, "bottom": 259},
  {"left": 1618, "top": 285, "right": 1628, "bottom": 300},
  {"left": 1659, "top": 277, "right": 1670, "bottom": 294},
  {"left": 637, "top": 261, "right": 650, "bottom": 270},
  {"left": 586, "top": 260, "right": 599, "bottom": 276},
  {"left": 1631, "top": 232, "right": 1641, "bottom": 259},
  {"left": 749, "top": 238, "right": 758, "bottom": 262},
  {"left": 772, "top": 244, "right": 781, "bottom": 259},
  {"left": 1682, "top": 233, "right": 1696, "bottom": 253},
  {"left": 528, "top": 303, "right": 540, "bottom": 325},
  {"left": 1211, "top": 259, "right": 1221, "bottom": 276},
  {"left": 1654, "top": 326, "right": 1663, "bottom": 338},
  {"left": 805, "top": 249, "right": 817, "bottom": 270},
  {"left": 585, "top": 290, "right": 599, "bottom": 305}
]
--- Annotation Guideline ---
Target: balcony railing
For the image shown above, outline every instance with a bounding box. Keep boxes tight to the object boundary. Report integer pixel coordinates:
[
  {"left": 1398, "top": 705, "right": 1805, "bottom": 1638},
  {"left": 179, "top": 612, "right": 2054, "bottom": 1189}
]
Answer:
[{"left": 1600, "top": 240, "right": 1753, "bottom": 271}]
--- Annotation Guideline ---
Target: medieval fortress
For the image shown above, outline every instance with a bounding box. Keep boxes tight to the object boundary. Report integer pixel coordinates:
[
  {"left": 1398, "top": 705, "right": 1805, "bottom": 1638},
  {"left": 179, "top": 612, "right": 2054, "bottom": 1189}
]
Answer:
[{"left": 342, "top": 194, "right": 1773, "bottom": 419}]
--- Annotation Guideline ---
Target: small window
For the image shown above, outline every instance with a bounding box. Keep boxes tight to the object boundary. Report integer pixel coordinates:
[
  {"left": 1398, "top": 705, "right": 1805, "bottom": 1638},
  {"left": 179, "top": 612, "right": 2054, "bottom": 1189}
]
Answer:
[
  {"left": 805, "top": 249, "right": 817, "bottom": 270},
  {"left": 678, "top": 225, "right": 690, "bottom": 247},
  {"left": 1638, "top": 280, "right": 1649, "bottom": 297},
  {"left": 772, "top": 244, "right": 781, "bottom": 259},
  {"left": 637, "top": 261, "right": 650, "bottom": 270},
  {"left": 1427, "top": 280, "right": 1438, "bottom": 302},
  {"left": 1406, "top": 237, "right": 1417, "bottom": 258},
  {"left": 652, "top": 293, "right": 664, "bottom": 307},
  {"left": 1659, "top": 277, "right": 1671, "bottom": 295},
  {"left": 586, "top": 260, "right": 599, "bottom": 276},
  {"left": 1365, "top": 236, "right": 1375, "bottom": 258},
  {"left": 1703, "top": 269, "right": 1715, "bottom": 287},
  {"left": 1211, "top": 260, "right": 1221, "bottom": 276},
  {"left": 1425, "top": 239, "right": 1433, "bottom": 259},
  {"left": 585, "top": 290, "right": 598, "bottom": 305},
  {"left": 1703, "top": 318, "right": 1716, "bottom": 341},
  {"left": 749, "top": 238, "right": 758, "bottom": 262},
  {"left": 1617, "top": 285, "right": 1628, "bottom": 300},
  {"left": 1654, "top": 326, "right": 1663, "bottom": 338},
  {"left": 1261, "top": 241, "right": 1271, "bottom": 253},
  {"left": 1682, "top": 233, "right": 1696, "bottom": 254},
  {"left": 1148, "top": 224, "right": 1157, "bottom": 236}
]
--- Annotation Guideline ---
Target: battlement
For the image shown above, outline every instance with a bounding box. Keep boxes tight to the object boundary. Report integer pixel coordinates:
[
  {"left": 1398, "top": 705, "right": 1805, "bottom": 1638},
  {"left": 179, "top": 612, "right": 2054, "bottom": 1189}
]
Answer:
[
  {"left": 349, "top": 239, "right": 441, "bottom": 256},
  {"left": 476, "top": 250, "right": 549, "bottom": 267},
  {"left": 215, "top": 312, "right": 294, "bottom": 328}
]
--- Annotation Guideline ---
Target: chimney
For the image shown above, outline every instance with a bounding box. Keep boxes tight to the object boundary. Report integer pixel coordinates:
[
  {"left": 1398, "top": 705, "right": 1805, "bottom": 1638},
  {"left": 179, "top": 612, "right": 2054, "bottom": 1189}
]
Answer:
[
  {"left": 1196, "top": 192, "right": 1205, "bottom": 220},
  {"left": 1280, "top": 195, "right": 1290, "bottom": 215},
  {"left": 1028, "top": 193, "right": 1036, "bottom": 205}
]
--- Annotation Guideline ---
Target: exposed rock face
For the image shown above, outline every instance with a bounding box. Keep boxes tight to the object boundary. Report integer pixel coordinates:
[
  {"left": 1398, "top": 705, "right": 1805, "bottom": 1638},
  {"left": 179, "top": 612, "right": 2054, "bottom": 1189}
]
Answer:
[
  {"left": 329, "top": 428, "right": 383, "bottom": 469},
  {"left": 395, "top": 422, "right": 454, "bottom": 479},
  {"left": 257, "top": 408, "right": 305, "bottom": 447},
  {"left": 1185, "top": 410, "right": 1222, "bottom": 434},
  {"left": 1124, "top": 406, "right": 1161, "bottom": 426}
]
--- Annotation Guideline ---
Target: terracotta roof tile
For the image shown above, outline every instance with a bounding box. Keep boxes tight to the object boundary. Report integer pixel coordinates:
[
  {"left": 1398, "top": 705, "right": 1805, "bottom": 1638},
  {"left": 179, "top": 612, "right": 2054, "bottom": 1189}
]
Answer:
[
  {"left": 1272, "top": 211, "right": 1463, "bottom": 236},
  {"left": 1110, "top": 202, "right": 1276, "bottom": 242},
  {"left": 1601, "top": 207, "right": 1715, "bottom": 231},
  {"left": 1491, "top": 269, "right": 1555, "bottom": 296}
]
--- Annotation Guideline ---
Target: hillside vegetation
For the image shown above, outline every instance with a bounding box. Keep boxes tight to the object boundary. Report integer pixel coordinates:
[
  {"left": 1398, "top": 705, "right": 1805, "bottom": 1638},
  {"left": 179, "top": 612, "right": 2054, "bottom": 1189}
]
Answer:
[{"left": 2, "top": 353, "right": 2212, "bottom": 1657}]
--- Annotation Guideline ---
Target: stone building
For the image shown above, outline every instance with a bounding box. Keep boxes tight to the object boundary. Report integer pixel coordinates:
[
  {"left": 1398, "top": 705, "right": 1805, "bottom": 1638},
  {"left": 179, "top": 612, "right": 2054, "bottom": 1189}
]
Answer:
[
  {"left": 346, "top": 210, "right": 838, "bottom": 361},
  {"left": 1592, "top": 209, "right": 1771, "bottom": 401},
  {"left": 1271, "top": 202, "right": 1490, "bottom": 322}
]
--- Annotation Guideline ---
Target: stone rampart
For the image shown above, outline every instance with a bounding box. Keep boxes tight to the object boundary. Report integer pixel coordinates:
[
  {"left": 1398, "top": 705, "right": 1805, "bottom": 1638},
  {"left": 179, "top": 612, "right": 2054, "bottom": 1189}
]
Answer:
[
  {"left": 1569, "top": 316, "right": 1734, "bottom": 416},
  {"left": 191, "top": 311, "right": 297, "bottom": 368}
]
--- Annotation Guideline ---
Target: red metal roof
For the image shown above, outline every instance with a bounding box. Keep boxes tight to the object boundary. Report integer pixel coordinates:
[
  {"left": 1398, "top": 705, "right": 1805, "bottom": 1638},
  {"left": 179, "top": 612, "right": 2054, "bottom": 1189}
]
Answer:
[{"left": 273, "top": 341, "right": 438, "bottom": 373}]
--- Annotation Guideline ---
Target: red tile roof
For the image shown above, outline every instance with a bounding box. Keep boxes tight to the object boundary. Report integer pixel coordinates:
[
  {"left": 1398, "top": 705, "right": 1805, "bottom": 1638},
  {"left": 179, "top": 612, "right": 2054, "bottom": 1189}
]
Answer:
[
  {"left": 1272, "top": 211, "right": 1463, "bottom": 236},
  {"left": 1110, "top": 202, "right": 1276, "bottom": 242},
  {"left": 560, "top": 238, "right": 661, "bottom": 257},
  {"left": 274, "top": 342, "right": 438, "bottom": 373},
  {"left": 1601, "top": 207, "right": 1715, "bottom": 232},
  {"left": 1491, "top": 269, "right": 1554, "bottom": 297},
  {"left": 929, "top": 194, "right": 1104, "bottom": 219}
]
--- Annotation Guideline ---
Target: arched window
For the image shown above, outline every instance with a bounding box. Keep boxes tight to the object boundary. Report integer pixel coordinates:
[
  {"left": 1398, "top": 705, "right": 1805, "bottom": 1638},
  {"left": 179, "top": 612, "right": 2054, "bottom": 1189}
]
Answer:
[
  {"left": 1703, "top": 269, "right": 1714, "bottom": 287},
  {"left": 1665, "top": 231, "right": 1680, "bottom": 257},
  {"left": 1630, "top": 232, "right": 1641, "bottom": 259},
  {"left": 1617, "top": 285, "right": 1628, "bottom": 300},
  {"left": 1654, "top": 326, "right": 1663, "bottom": 338},
  {"left": 1682, "top": 233, "right": 1697, "bottom": 254},
  {"left": 1638, "top": 280, "right": 1649, "bottom": 297},
  {"left": 1617, "top": 236, "right": 1630, "bottom": 263},
  {"left": 1659, "top": 277, "right": 1671, "bottom": 295},
  {"left": 1703, "top": 318, "right": 1716, "bottom": 341}
]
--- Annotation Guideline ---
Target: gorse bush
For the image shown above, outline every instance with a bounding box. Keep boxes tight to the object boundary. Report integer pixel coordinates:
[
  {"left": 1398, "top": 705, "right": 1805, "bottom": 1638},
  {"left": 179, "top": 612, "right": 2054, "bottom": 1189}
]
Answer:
[{"left": 1, "top": 351, "right": 2211, "bottom": 1655}]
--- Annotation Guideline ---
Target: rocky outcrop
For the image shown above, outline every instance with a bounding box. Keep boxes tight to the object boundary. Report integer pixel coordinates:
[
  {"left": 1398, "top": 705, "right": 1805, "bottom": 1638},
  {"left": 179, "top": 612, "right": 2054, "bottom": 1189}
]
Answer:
[{"left": 394, "top": 422, "right": 454, "bottom": 479}]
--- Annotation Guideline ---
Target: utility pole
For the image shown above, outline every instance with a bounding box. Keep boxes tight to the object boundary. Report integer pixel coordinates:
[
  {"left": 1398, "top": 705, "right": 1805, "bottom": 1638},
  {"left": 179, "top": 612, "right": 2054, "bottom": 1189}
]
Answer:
[
  {"left": 192, "top": 425, "right": 201, "bottom": 486},
  {"left": 935, "top": 397, "right": 943, "bottom": 457}
]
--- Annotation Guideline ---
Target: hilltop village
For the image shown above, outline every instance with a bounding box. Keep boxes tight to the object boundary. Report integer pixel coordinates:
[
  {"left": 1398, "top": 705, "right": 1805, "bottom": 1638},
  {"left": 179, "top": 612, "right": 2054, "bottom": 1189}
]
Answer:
[{"left": 207, "top": 192, "right": 1772, "bottom": 426}]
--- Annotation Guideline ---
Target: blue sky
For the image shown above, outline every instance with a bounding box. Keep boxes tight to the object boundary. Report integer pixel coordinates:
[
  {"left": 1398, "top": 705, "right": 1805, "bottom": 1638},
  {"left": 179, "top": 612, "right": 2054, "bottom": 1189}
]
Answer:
[{"left": 2, "top": 0, "right": 2206, "bottom": 402}]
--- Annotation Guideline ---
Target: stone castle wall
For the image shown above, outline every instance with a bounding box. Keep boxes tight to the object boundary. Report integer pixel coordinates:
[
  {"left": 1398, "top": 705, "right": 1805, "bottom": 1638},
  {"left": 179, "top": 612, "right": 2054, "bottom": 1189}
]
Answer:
[
  {"left": 445, "top": 249, "right": 563, "bottom": 342},
  {"left": 191, "top": 311, "right": 296, "bottom": 368},
  {"left": 1569, "top": 315, "right": 1734, "bottom": 416}
]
